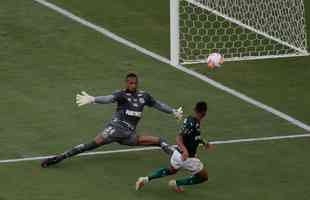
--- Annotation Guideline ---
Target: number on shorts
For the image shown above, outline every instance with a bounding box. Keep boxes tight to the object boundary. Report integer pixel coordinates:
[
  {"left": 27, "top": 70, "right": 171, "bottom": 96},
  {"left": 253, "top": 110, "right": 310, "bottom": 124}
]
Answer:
[{"left": 103, "top": 126, "right": 115, "bottom": 137}]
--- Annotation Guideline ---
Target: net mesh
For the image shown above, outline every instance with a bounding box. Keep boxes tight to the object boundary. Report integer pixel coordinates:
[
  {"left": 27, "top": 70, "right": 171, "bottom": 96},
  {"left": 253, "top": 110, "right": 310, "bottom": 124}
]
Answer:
[{"left": 179, "top": 0, "right": 308, "bottom": 63}]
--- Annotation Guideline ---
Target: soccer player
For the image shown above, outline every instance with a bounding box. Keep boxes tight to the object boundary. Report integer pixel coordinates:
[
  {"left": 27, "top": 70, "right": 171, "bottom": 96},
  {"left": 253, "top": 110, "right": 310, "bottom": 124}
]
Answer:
[
  {"left": 135, "top": 101, "right": 214, "bottom": 192},
  {"left": 41, "top": 73, "right": 183, "bottom": 168}
]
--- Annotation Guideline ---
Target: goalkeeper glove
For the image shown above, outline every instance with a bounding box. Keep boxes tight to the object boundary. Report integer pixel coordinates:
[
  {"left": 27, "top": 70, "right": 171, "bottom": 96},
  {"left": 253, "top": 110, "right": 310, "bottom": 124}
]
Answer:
[
  {"left": 173, "top": 107, "right": 183, "bottom": 121},
  {"left": 76, "top": 91, "right": 95, "bottom": 107}
]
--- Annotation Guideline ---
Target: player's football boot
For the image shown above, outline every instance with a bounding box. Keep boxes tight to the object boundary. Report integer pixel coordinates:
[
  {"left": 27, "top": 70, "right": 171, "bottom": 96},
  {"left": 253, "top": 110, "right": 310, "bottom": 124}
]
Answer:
[
  {"left": 168, "top": 180, "right": 184, "bottom": 193},
  {"left": 41, "top": 155, "right": 64, "bottom": 168},
  {"left": 135, "top": 177, "right": 149, "bottom": 190}
]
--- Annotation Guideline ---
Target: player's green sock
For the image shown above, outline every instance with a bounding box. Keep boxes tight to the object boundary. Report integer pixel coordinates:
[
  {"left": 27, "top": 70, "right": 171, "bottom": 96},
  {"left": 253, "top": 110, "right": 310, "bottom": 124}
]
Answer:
[
  {"left": 148, "top": 168, "right": 175, "bottom": 181},
  {"left": 176, "top": 174, "right": 207, "bottom": 186}
]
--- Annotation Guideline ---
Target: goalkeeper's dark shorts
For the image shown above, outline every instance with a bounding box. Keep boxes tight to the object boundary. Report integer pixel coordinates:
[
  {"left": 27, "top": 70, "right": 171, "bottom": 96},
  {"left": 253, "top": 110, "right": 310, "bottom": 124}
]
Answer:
[{"left": 98, "top": 122, "right": 138, "bottom": 146}]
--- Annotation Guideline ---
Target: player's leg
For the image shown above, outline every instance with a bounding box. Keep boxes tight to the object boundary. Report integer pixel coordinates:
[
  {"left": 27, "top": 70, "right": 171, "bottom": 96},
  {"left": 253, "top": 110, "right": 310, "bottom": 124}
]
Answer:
[
  {"left": 169, "top": 157, "right": 208, "bottom": 192},
  {"left": 169, "top": 169, "right": 208, "bottom": 191},
  {"left": 41, "top": 125, "right": 115, "bottom": 168},
  {"left": 136, "top": 166, "right": 178, "bottom": 190},
  {"left": 136, "top": 149, "right": 182, "bottom": 190},
  {"left": 136, "top": 135, "right": 175, "bottom": 155}
]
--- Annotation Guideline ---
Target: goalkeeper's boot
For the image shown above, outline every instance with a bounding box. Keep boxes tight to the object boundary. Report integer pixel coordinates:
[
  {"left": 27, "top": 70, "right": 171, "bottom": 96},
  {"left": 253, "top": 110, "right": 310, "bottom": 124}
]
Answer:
[
  {"left": 168, "top": 180, "right": 184, "bottom": 193},
  {"left": 41, "top": 155, "right": 64, "bottom": 168},
  {"left": 135, "top": 177, "right": 149, "bottom": 191}
]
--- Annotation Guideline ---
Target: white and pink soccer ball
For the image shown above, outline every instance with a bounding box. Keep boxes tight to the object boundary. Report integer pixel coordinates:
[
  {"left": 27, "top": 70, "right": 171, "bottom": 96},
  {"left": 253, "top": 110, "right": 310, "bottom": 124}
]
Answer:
[{"left": 207, "top": 53, "right": 224, "bottom": 69}]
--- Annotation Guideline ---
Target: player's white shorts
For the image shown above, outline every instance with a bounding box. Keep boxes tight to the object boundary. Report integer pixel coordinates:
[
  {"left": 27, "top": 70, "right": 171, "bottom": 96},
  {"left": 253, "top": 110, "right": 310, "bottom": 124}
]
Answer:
[{"left": 170, "top": 150, "right": 204, "bottom": 175}]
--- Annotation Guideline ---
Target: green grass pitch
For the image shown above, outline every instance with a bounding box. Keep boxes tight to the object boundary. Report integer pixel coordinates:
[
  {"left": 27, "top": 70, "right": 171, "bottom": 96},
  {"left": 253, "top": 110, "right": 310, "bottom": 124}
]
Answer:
[{"left": 0, "top": 0, "right": 309, "bottom": 199}]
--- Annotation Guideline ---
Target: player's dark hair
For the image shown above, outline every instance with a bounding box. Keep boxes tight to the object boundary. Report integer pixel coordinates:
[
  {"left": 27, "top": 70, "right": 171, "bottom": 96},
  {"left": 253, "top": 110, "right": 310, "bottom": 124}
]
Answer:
[
  {"left": 195, "top": 101, "right": 207, "bottom": 113},
  {"left": 126, "top": 73, "right": 138, "bottom": 81}
]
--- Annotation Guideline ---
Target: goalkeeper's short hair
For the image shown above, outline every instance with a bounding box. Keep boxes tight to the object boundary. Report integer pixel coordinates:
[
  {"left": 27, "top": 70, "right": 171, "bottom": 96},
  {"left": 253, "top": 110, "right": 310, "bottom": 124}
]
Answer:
[
  {"left": 195, "top": 101, "right": 207, "bottom": 113},
  {"left": 126, "top": 73, "right": 138, "bottom": 81}
]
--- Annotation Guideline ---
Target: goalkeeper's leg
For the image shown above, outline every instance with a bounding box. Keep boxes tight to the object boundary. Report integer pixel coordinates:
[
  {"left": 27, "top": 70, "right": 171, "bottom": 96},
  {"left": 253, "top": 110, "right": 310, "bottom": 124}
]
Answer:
[
  {"left": 41, "top": 124, "right": 117, "bottom": 168},
  {"left": 136, "top": 135, "right": 176, "bottom": 155},
  {"left": 41, "top": 135, "right": 108, "bottom": 168}
]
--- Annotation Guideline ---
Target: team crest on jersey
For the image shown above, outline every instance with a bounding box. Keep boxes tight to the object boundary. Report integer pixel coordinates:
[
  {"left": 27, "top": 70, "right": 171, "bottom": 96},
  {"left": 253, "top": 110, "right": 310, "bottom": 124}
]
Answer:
[
  {"left": 139, "top": 98, "right": 145, "bottom": 104},
  {"left": 195, "top": 136, "right": 202, "bottom": 141}
]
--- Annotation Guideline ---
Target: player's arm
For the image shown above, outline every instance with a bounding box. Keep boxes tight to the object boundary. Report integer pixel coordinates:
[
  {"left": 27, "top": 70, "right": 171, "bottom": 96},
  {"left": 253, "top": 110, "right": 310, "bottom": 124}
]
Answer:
[
  {"left": 198, "top": 137, "right": 215, "bottom": 151},
  {"left": 146, "top": 94, "right": 183, "bottom": 120},
  {"left": 75, "top": 91, "right": 118, "bottom": 107},
  {"left": 176, "top": 134, "right": 189, "bottom": 161}
]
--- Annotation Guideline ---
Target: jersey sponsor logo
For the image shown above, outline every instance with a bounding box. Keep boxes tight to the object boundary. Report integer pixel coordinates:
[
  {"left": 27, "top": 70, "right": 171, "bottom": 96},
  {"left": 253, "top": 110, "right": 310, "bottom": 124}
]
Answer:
[
  {"left": 133, "top": 103, "right": 139, "bottom": 107},
  {"left": 125, "top": 110, "right": 142, "bottom": 117},
  {"left": 125, "top": 93, "right": 132, "bottom": 96}
]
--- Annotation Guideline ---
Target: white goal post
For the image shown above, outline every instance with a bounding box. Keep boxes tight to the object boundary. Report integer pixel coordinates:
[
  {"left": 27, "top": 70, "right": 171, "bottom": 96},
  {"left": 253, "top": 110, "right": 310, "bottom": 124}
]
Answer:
[{"left": 170, "top": 0, "right": 309, "bottom": 65}]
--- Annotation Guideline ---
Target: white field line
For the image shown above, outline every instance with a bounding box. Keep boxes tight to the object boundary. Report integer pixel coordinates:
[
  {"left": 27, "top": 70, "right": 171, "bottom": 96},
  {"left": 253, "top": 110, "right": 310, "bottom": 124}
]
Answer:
[
  {"left": 0, "top": 133, "right": 309, "bottom": 164},
  {"left": 182, "top": 53, "right": 310, "bottom": 64},
  {"left": 32, "top": 0, "right": 310, "bottom": 132}
]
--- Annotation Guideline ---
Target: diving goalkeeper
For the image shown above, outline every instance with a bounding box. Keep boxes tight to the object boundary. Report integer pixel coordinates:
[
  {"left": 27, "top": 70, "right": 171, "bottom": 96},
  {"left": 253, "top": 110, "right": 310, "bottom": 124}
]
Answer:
[{"left": 41, "top": 73, "right": 183, "bottom": 168}]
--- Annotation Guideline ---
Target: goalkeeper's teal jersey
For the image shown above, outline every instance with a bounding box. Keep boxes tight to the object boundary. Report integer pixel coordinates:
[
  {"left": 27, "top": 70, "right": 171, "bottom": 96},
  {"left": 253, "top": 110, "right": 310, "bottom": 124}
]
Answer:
[{"left": 179, "top": 116, "right": 205, "bottom": 157}]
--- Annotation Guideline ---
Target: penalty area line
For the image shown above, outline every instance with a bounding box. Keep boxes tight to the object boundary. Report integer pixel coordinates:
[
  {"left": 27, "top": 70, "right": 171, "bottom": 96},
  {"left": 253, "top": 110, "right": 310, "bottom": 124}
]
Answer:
[{"left": 0, "top": 133, "right": 309, "bottom": 164}]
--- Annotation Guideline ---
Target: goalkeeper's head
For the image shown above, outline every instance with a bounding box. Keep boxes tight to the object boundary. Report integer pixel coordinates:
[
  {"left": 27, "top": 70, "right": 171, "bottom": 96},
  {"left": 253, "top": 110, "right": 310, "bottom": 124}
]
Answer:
[
  {"left": 125, "top": 73, "right": 138, "bottom": 92},
  {"left": 194, "top": 101, "right": 208, "bottom": 120}
]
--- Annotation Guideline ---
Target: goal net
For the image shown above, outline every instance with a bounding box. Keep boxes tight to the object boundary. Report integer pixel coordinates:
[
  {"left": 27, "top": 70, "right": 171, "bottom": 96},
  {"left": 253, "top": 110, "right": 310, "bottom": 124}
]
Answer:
[{"left": 170, "top": 0, "right": 309, "bottom": 65}]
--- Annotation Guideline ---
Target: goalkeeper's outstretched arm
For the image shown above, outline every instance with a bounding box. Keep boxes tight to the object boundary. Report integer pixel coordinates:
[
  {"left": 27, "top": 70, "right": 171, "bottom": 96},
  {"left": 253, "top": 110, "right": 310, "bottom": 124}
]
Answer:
[
  {"left": 94, "top": 95, "right": 115, "bottom": 104},
  {"left": 152, "top": 100, "right": 174, "bottom": 114},
  {"left": 76, "top": 91, "right": 115, "bottom": 107},
  {"left": 152, "top": 100, "right": 183, "bottom": 120}
]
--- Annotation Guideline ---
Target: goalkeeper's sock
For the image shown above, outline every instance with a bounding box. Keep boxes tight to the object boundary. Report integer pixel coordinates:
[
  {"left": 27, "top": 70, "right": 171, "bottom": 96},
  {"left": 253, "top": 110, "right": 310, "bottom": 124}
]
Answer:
[
  {"left": 62, "top": 141, "right": 100, "bottom": 159},
  {"left": 159, "top": 137, "right": 175, "bottom": 155},
  {"left": 148, "top": 167, "right": 176, "bottom": 181},
  {"left": 176, "top": 174, "right": 207, "bottom": 186}
]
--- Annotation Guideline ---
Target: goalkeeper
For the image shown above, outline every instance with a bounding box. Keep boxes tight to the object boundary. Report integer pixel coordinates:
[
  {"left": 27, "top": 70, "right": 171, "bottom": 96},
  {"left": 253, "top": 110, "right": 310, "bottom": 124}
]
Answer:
[
  {"left": 135, "top": 101, "right": 214, "bottom": 192},
  {"left": 41, "top": 73, "right": 183, "bottom": 168}
]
